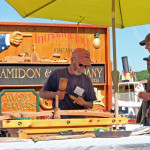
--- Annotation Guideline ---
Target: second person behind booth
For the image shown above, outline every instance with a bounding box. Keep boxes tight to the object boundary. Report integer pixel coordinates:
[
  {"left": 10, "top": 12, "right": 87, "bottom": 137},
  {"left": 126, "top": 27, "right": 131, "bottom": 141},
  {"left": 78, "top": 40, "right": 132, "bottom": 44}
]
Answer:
[{"left": 137, "top": 55, "right": 150, "bottom": 126}]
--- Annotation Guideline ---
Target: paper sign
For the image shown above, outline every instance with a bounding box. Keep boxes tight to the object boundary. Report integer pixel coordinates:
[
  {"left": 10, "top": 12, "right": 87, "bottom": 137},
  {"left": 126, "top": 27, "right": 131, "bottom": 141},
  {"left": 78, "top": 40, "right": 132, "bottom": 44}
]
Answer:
[{"left": 74, "top": 86, "right": 85, "bottom": 96}]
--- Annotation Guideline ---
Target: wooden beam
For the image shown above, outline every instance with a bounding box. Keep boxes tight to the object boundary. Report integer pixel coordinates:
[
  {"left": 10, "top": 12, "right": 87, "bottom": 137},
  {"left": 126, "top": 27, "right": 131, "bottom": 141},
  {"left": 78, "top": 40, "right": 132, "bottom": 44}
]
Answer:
[
  {"left": 31, "top": 133, "right": 95, "bottom": 141},
  {"left": 3, "top": 117, "right": 128, "bottom": 128},
  {"left": 1, "top": 109, "right": 114, "bottom": 119},
  {"left": 60, "top": 110, "right": 114, "bottom": 118},
  {"left": 0, "top": 115, "right": 10, "bottom": 120},
  {"left": 18, "top": 126, "right": 108, "bottom": 139},
  {"left": 20, "top": 126, "right": 109, "bottom": 134},
  {"left": 2, "top": 111, "right": 53, "bottom": 118}
]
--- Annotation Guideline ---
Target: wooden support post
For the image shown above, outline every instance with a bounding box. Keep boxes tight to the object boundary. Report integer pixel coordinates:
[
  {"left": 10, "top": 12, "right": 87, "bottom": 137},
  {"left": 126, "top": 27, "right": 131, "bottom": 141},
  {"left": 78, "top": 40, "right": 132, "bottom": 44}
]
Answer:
[
  {"left": 53, "top": 77, "right": 68, "bottom": 119},
  {"left": 19, "top": 129, "right": 28, "bottom": 139},
  {"left": 54, "top": 95, "right": 61, "bottom": 119}
]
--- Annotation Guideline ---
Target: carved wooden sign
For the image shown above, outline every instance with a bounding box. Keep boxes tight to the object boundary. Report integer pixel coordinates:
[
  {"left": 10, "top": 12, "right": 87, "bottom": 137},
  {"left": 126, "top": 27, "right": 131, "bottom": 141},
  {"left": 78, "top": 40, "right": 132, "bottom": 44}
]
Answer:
[
  {"left": 0, "top": 64, "right": 105, "bottom": 86},
  {"left": 0, "top": 89, "right": 39, "bottom": 113}
]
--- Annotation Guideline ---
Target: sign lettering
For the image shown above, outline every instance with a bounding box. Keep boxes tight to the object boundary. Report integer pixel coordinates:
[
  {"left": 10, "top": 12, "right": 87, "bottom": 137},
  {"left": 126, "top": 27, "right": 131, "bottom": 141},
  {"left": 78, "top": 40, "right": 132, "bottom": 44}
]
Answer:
[
  {"left": 0, "top": 89, "right": 39, "bottom": 113},
  {"left": 0, "top": 64, "right": 104, "bottom": 85}
]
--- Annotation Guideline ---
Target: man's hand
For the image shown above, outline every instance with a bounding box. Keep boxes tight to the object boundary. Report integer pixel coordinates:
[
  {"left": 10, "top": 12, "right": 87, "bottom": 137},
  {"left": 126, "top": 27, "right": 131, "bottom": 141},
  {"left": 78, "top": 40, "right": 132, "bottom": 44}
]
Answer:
[
  {"left": 138, "top": 92, "right": 150, "bottom": 101},
  {"left": 73, "top": 96, "right": 93, "bottom": 109},
  {"left": 55, "top": 91, "right": 66, "bottom": 100},
  {"left": 73, "top": 96, "right": 86, "bottom": 106},
  {"left": 10, "top": 31, "right": 23, "bottom": 46}
]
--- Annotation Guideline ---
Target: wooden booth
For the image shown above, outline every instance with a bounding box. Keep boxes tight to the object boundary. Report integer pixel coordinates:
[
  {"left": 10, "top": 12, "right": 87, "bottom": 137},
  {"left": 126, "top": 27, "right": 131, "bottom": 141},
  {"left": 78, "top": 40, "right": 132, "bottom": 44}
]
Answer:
[{"left": 0, "top": 22, "right": 117, "bottom": 138}]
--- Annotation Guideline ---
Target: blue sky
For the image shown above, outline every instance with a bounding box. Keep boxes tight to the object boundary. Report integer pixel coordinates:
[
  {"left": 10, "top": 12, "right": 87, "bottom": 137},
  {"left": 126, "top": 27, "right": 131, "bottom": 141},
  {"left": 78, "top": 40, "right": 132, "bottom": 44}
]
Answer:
[{"left": 1, "top": 0, "right": 150, "bottom": 73}]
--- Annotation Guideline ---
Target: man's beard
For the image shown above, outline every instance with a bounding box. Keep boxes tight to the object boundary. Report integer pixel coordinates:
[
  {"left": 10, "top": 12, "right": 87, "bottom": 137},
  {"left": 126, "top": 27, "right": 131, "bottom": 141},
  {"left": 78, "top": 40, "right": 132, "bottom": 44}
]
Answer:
[{"left": 72, "top": 64, "right": 83, "bottom": 75}]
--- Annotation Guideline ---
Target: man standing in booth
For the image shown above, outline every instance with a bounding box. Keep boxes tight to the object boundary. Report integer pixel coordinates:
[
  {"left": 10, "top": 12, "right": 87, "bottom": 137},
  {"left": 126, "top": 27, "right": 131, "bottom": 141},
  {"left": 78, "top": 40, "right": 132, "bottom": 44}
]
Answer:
[{"left": 39, "top": 48, "right": 96, "bottom": 118}]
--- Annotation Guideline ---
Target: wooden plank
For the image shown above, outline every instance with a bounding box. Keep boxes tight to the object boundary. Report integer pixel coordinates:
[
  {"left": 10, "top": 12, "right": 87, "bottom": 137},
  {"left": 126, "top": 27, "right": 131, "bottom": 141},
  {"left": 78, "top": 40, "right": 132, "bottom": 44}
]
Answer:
[
  {"left": 2, "top": 111, "right": 53, "bottom": 118},
  {"left": 19, "top": 126, "right": 109, "bottom": 134},
  {"left": 0, "top": 22, "right": 106, "bottom": 28},
  {"left": 60, "top": 110, "right": 114, "bottom": 118},
  {"left": 30, "top": 133, "right": 95, "bottom": 141},
  {"left": 19, "top": 127, "right": 106, "bottom": 139},
  {"left": 4, "top": 56, "right": 28, "bottom": 63},
  {"left": 2, "top": 109, "right": 114, "bottom": 119},
  {"left": 0, "top": 137, "right": 27, "bottom": 142},
  {"left": 19, "top": 126, "right": 110, "bottom": 139},
  {"left": 0, "top": 115, "right": 10, "bottom": 120},
  {"left": 2, "top": 117, "right": 128, "bottom": 128}
]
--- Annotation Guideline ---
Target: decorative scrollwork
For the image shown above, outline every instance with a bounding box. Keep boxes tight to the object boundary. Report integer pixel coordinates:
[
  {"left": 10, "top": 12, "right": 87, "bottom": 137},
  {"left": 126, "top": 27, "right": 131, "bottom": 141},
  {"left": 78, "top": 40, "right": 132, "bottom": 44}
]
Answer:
[{"left": 39, "top": 97, "right": 52, "bottom": 110}]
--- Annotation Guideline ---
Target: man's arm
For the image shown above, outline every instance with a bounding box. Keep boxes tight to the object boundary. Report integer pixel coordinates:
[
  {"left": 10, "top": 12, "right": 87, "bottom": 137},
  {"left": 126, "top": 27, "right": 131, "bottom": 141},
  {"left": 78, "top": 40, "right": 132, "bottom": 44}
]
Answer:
[
  {"left": 73, "top": 96, "right": 94, "bottom": 109},
  {"left": 39, "top": 88, "right": 66, "bottom": 101},
  {"left": 83, "top": 101, "right": 93, "bottom": 109}
]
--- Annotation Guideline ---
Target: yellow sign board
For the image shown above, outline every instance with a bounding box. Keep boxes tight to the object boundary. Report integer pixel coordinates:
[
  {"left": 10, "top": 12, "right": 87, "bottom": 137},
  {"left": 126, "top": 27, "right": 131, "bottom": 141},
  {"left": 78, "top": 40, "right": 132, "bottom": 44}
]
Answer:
[{"left": 0, "top": 89, "right": 39, "bottom": 113}]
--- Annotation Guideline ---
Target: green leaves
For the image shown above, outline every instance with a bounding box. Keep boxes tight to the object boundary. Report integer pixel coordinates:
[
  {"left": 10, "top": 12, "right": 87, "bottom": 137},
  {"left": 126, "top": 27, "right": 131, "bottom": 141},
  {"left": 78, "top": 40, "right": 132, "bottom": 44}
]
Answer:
[{"left": 135, "top": 70, "right": 149, "bottom": 81}]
